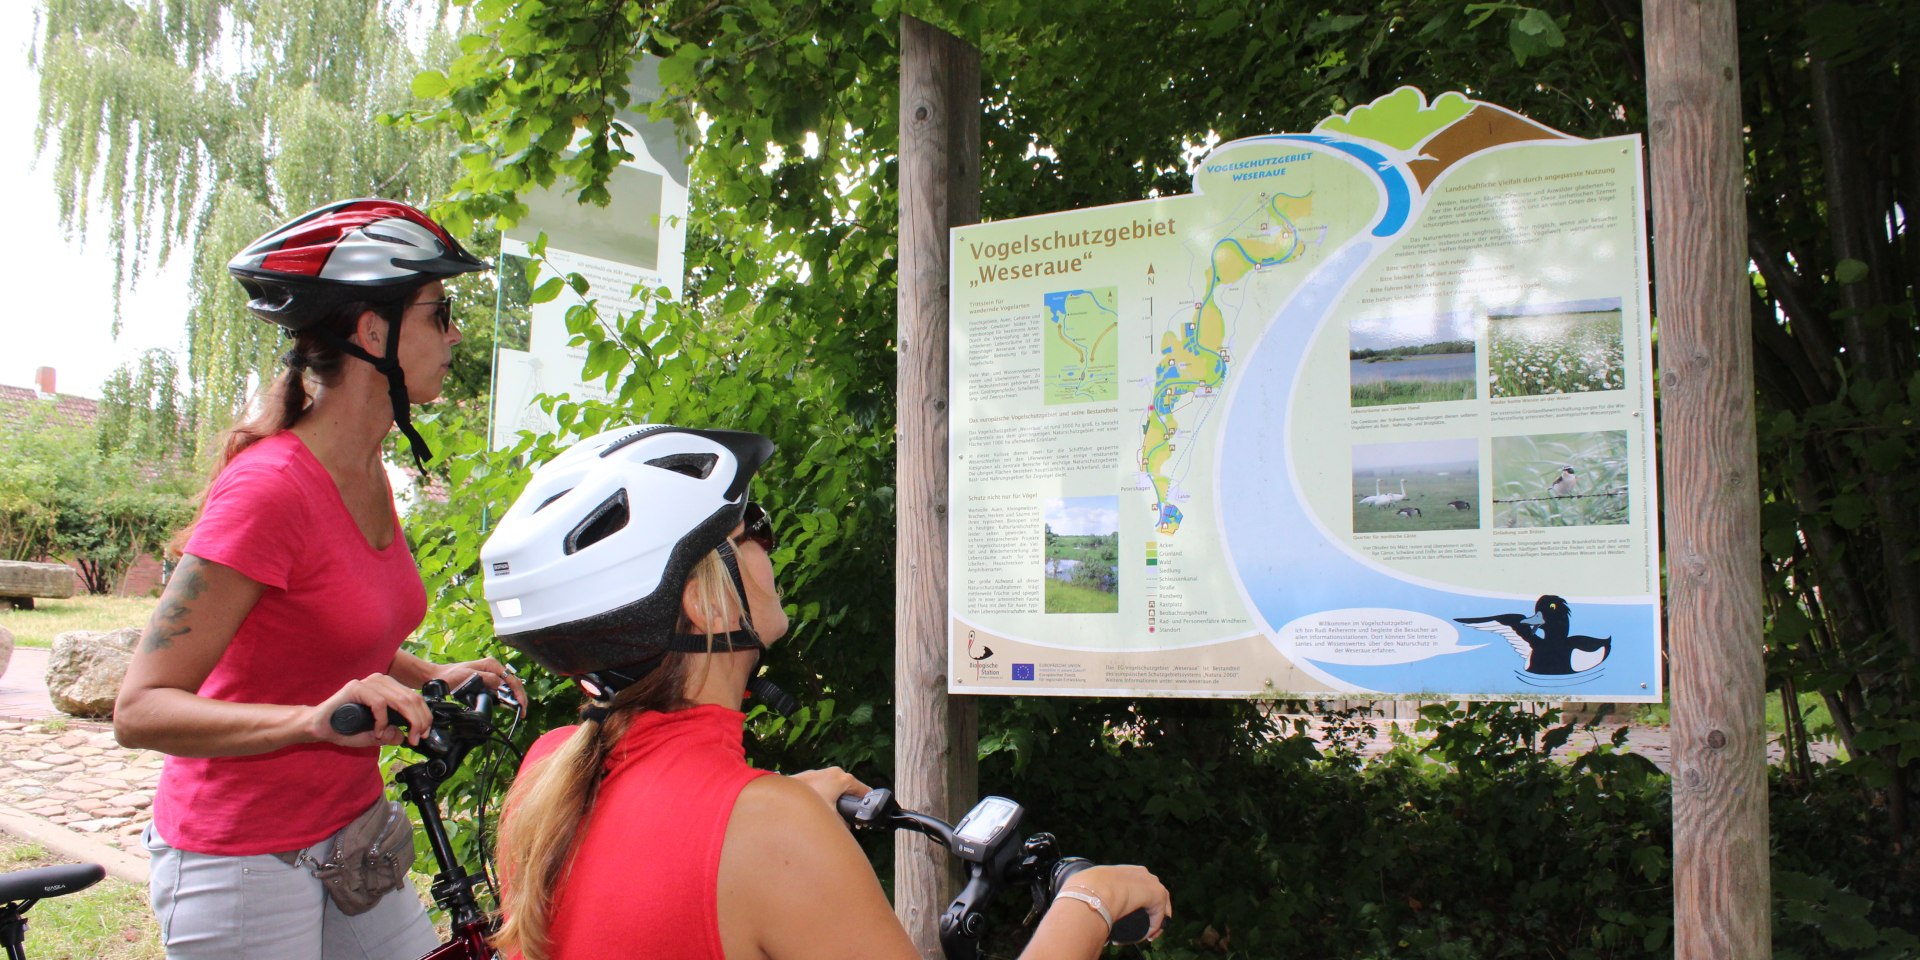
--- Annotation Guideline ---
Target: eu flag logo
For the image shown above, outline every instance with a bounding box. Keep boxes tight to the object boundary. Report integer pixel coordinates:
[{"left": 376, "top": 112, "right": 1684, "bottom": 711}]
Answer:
[{"left": 1012, "top": 663, "right": 1036, "bottom": 681}]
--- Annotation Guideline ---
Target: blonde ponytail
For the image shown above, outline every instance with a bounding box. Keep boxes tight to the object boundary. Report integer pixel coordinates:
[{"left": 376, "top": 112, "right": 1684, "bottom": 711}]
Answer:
[{"left": 491, "top": 552, "right": 748, "bottom": 960}]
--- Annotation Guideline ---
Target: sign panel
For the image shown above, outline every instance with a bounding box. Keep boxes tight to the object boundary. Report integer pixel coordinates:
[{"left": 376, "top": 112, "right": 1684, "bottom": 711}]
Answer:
[
  {"left": 489, "top": 56, "right": 690, "bottom": 449},
  {"left": 948, "top": 89, "right": 1661, "bottom": 701}
]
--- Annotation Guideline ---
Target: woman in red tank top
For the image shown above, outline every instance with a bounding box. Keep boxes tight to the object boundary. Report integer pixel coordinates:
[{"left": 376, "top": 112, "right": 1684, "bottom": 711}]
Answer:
[{"left": 482, "top": 426, "right": 1172, "bottom": 960}]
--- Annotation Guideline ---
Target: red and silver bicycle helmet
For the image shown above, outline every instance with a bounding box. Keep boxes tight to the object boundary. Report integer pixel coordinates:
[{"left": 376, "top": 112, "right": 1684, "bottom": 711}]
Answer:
[
  {"left": 228, "top": 198, "right": 491, "bottom": 467},
  {"left": 481, "top": 425, "right": 785, "bottom": 704}
]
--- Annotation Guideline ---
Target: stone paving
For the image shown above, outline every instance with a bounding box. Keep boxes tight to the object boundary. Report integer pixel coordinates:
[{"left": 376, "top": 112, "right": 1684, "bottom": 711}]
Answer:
[{"left": 0, "top": 715, "right": 161, "bottom": 856}]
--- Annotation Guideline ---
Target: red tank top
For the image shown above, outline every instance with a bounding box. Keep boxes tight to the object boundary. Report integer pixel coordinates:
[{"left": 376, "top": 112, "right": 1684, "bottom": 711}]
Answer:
[{"left": 513, "top": 705, "right": 771, "bottom": 960}]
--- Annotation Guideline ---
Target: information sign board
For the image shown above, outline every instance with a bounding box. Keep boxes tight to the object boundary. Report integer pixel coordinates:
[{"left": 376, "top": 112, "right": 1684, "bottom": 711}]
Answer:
[{"left": 948, "top": 89, "right": 1660, "bottom": 701}]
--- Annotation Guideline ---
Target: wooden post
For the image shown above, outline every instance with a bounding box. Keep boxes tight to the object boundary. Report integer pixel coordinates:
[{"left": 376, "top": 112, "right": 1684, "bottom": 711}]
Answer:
[
  {"left": 896, "top": 15, "right": 980, "bottom": 957},
  {"left": 1644, "top": 1, "right": 1768, "bottom": 956}
]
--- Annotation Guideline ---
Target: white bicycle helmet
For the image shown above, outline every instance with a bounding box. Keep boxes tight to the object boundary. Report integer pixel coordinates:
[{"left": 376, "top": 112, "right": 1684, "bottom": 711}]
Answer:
[{"left": 481, "top": 425, "right": 779, "bottom": 697}]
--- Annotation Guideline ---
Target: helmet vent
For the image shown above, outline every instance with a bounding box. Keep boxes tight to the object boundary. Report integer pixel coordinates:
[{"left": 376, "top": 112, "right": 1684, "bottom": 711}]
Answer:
[
  {"left": 565, "top": 489, "right": 630, "bottom": 555},
  {"left": 646, "top": 453, "right": 718, "bottom": 479},
  {"left": 533, "top": 490, "right": 571, "bottom": 513}
]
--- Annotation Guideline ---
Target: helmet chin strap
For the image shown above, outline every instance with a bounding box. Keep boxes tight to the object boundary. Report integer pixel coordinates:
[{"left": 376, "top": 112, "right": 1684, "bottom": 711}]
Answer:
[
  {"left": 577, "top": 540, "right": 800, "bottom": 718},
  {"left": 313, "top": 316, "right": 434, "bottom": 471}
]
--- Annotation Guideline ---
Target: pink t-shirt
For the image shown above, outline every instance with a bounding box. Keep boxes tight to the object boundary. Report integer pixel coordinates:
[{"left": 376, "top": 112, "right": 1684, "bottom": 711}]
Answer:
[{"left": 152, "top": 431, "right": 428, "bottom": 856}]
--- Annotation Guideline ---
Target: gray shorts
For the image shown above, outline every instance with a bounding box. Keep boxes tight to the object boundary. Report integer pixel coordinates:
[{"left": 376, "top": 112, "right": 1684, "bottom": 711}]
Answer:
[{"left": 143, "top": 822, "right": 440, "bottom": 960}]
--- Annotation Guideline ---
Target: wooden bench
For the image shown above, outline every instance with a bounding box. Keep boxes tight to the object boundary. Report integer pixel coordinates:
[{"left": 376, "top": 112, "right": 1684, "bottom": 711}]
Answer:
[{"left": 0, "top": 560, "right": 78, "bottom": 610}]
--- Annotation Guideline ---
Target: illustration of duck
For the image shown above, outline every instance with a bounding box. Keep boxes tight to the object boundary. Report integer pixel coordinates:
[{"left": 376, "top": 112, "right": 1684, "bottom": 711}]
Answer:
[{"left": 1454, "top": 594, "right": 1611, "bottom": 675}]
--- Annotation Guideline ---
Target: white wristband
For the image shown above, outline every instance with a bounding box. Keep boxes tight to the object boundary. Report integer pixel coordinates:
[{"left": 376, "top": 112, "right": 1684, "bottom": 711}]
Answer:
[{"left": 1054, "top": 887, "right": 1113, "bottom": 931}]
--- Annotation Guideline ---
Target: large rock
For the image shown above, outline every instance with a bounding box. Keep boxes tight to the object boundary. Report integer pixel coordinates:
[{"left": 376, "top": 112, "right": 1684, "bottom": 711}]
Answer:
[
  {"left": 0, "top": 624, "right": 12, "bottom": 682},
  {"left": 47, "top": 627, "right": 142, "bottom": 717}
]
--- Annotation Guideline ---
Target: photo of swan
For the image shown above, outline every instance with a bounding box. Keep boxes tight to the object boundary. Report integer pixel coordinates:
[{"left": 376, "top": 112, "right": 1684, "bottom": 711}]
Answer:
[{"left": 1350, "top": 438, "right": 1480, "bottom": 534}]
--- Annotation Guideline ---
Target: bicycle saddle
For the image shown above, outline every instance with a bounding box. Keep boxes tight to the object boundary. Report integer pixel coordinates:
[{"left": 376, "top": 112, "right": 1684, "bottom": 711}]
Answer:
[{"left": 0, "top": 864, "right": 105, "bottom": 904}]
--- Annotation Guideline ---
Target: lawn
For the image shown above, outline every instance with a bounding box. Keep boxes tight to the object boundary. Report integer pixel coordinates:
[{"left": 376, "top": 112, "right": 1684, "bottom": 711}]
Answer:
[
  {"left": 0, "top": 837, "right": 161, "bottom": 959},
  {"left": 0, "top": 595, "right": 156, "bottom": 649}
]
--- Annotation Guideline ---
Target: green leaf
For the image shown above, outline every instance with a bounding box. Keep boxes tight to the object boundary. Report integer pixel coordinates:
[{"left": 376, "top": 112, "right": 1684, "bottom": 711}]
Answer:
[
  {"left": 411, "top": 70, "right": 450, "bottom": 99},
  {"left": 1835, "top": 258, "right": 1870, "bottom": 284},
  {"left": 1827, "top": 491, "right": 1872, "bottom": 530},
  {"left": 1508, "top": 9, "right": 1566, "bottom": 65},
  {"left": 529, "top": 277, "right": 564, "bottom": 303}
]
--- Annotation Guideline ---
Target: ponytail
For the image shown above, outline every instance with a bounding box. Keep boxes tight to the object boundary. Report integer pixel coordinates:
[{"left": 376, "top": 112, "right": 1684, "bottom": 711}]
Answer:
[{"left": 491, "top": 554, "right": 747, "bottom": 960}]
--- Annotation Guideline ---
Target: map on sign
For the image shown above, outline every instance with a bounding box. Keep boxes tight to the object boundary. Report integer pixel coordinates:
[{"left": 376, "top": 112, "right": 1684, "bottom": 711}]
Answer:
[
  {"left": 947, "top": 87, "right": 1662, "bottom": 702},
  {"left": 1043, "top": 287, "right": 1120, "bottom": 404},
  {"left": 1143, "top": 192, "right": 1316, "bottom": 534}
]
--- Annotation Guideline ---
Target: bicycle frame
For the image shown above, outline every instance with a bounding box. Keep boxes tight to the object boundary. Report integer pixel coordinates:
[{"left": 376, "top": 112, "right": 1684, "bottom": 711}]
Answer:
[{"left": 337, "top": 677, "right": 518, "bottom": 960}]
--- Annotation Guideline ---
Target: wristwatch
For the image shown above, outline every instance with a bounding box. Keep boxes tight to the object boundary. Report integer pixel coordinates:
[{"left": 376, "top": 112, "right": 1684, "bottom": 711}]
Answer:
[{"left": 1054, "top": 886, "right": 1113, "bottom": 931}]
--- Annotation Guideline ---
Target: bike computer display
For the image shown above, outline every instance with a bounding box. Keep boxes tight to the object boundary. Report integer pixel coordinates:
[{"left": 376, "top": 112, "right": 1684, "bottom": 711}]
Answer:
[{"left": 951, "top": 796, "right": 1022, "bottom": 862}]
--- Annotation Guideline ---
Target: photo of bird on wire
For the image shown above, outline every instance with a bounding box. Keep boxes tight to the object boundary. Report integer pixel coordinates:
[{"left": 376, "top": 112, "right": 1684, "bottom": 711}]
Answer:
[{"left": 1491, "top": 431, "right": 1630, "bottom": 527}]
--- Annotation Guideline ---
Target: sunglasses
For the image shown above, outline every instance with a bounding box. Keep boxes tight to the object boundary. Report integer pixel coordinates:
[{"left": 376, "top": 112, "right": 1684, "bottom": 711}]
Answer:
[
  {"left": 409, "top": 296, "right": 455, "bottom": 333},
  {"left": 733, "top": 501, "right": 777, "bottom": 553}
]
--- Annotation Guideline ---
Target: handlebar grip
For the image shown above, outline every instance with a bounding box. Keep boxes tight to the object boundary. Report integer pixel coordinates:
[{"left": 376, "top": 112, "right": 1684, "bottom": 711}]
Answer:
[
  {"left": 1108, "top": 908, "right": 1152, "bottom": 945},
  {"left": 835, "top": 793, "right": 864, "bottom": 821},
  {"left": 836, "top": 787, "right": 896, "bottom": 827},
  {"left": 328, "top": 703, "right": 409, "bottom": 736}
]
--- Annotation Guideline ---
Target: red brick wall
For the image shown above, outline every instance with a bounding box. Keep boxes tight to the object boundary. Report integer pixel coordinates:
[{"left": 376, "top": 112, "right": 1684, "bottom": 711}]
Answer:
[
  {"left": 118, "top": 555, "right": 165, "bottom": 597},
  {"left": 60, "top": 554, "right": 165, "bottom": 597}
]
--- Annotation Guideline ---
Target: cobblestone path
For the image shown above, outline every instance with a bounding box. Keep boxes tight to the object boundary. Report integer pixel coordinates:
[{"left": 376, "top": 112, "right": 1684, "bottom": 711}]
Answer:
[{"left": 0, "top": 716, "right": 160, "bottom": 856}]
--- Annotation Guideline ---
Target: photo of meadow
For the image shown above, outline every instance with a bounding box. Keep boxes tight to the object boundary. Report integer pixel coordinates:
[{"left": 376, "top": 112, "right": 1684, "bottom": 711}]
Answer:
[
  {"left": 1044, "top": 496, "right": 1120, "bottom": 613},
  {"left": 1348, "top": 311, "right": 1477, "bottom": 408},
  {"left": 1351, "top": 438, "right": 1481, "bottom": 533},
  {"left": 1487, "top": 298, "right": 1626, "bottom": 398},
  {"left": 1491, "top": 431, "right": 1631, "bottom": 527}
]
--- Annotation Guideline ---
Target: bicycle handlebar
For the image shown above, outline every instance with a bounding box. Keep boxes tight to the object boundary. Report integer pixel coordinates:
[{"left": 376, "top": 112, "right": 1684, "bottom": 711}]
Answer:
[
  {"left": 837, "top": 787, "right": 1152, "bottom": 958},
  {"left": 328, "top": 702, "right": 407, "bottom": 736}
]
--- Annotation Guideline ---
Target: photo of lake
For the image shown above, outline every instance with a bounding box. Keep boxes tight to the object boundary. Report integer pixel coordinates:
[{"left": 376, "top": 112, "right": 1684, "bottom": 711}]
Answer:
[
  {"left": 1349, "top": 311, "right": 1478, "bottom": 408},
  {"left": 1044, "top": 496, "right": 1120, "bottom": 614}
]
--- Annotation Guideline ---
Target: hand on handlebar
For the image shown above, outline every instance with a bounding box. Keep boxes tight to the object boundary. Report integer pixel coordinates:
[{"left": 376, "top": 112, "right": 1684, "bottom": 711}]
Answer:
[
  {"left": 1052, "top": 863, "right": 1172, "bottom": 943},
  {"left": 427, "top": 657, "right": 527, "bottom": 716},
  {"left": 309, "top": 673, "right": 431, "bottom": 748},
  {"left": 792, "top": 767, "right": 872, "bottom": 813}
]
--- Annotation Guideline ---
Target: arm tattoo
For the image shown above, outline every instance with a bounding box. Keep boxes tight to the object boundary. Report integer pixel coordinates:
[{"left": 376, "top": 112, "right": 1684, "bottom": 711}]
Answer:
[{"left": 142, "top": 557, "right": 209, "bottom": 652}]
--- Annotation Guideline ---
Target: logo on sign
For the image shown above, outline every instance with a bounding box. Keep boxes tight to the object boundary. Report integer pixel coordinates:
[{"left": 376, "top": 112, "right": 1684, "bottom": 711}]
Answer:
[{"left": 1011, "top": 663, "right": 1036, "bottom": 681}]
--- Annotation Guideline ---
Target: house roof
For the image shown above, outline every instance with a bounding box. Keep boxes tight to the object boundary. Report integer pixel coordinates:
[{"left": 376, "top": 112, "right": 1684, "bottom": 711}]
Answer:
[{"left": 0, "top": 384, "right": 99, "bottom": 434}]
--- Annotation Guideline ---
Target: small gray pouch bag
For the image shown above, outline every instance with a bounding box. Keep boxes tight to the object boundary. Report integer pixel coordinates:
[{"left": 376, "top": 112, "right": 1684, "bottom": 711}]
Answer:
[{"left": 276, "top": 798, "right": 416, "bottom": 916}]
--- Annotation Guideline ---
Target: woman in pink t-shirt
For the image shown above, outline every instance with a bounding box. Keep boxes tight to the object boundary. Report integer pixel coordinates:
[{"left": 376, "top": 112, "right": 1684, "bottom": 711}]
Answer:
[
  {"left": 113, "top": 199, "right": 527, "bottom": 960},
  {"left": 477, "top": 427, "right": 1172, "bottom": 960}
]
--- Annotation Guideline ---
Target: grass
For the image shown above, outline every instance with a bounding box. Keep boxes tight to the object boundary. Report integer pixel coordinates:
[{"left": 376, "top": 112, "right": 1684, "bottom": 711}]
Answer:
[
  {"left": 0, "top": 837, "right": 162, "bottom": 959},
  {"left": 0, "top": 595, "right": 156, "bottom": 649},
  {"left": 1350, "top": 379, "right": 1476, "bottom": 407},
  {"left": 1045, "top": 580, "right": 1118, "bottom": 613},
  {"left": 1636, "top": 690, "right": 1834, "bottom": 739}
]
